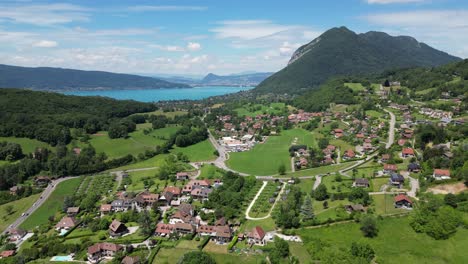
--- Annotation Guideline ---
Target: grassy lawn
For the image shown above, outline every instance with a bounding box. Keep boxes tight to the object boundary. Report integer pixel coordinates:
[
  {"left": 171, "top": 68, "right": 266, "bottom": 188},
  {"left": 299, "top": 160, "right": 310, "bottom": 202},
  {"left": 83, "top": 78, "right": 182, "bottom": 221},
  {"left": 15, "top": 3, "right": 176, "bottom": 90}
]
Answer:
[
  {"left": 20, "top": 177, "right": 82, "bottom": 230},
  {"left": 139, "top": 110, "right": 188, "bottom": 118},
  {"left": 366, "top": 110, "right": 384, "bottom": 118},
  {"left": 227, "top": 128, "right": 316, "bottom": 175},
  {"left": 199, "top": 164, "right": 225, "bottom": 179},
  {"left": 330, "top": 139, "right": 354, "bottom": 151},
  {"left": 240, "top": 217, "right": 277, "bottom": 233},
  {"left": 171, "top": 139, "right": 216, "bottom": 162},
  {"left": 298, "top": 178, "right": 315, "bottom": 194},
  {"left": 372, "top": 194, "right": 408, "bottom": 215},
  {"left": 0, "top": 136, "right": 51, "bottom": 154},
  {"left": 111, "top": 154, "right": 169, "bottom": 171},
  {"left": 286, "top": 162, "right": 358, "bottom": 177},
  {"left": 355, "top": 166, "right": 380, "bottom": 178},
  {"left": 0, "top": 194, "right": 41, "bottom": 233},
  {"left": 125, "top": 168, "right": 181, "bottom": 192},
  {"left": 289, "top": 242, "right": 312, "bottom": 263},
  {"left": 249, "top": 182, "right": 281, "bottom": 218},
  {"left": 371, "top": 177, "right": 389, "bottom": 192},
  {"left": 299, "top": 216, "right": 468, "bottom": 264},
  {"left": 209, "top": 252, "right": 265, "bottom": 264},
  {"left": 234, "top": 102, "right": 286, "bottom": 117},
  {"left": 313, "top": 199, "right": 349, "bottom": 222},
  {"left": 321, "top": 175, "right": 353, "bottom": 194},
  {"left": 344, "top": 82, "right": 365, "bottom": 91}
]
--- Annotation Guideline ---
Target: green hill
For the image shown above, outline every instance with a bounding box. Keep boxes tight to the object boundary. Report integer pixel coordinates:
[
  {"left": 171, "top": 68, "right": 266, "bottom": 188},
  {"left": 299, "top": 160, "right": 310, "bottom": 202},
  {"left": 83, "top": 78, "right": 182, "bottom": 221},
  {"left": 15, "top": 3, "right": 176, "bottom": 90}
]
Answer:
[
  {"left": 0, "top": 64, "right": 190, "bottom": 90},
  {"left": 255, "top": 26, "right": 461, "bottom": 94}
]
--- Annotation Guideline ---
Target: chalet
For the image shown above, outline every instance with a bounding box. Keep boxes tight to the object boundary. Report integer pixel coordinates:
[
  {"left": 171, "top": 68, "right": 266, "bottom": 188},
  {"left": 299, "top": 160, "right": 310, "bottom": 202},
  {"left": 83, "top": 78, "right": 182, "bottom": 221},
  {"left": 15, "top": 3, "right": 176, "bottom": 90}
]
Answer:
[
  {"left": 407, "top": 163, "right": 421, "bottom": 173},
  {"left": 100, "top": 204, "right": 112, "bottom": 214},
  {"left": 170, "top": 204, "right": 197, "bottom": 225},
  {"left": 111, "top": 199, "right": 133, "bottom": 212},
  {"left": 363, "top": 143, "right": 373, "bottom": 152},
  {"left": 87, "top": 243, "right": 123, "bottom": 264},
  {"left": 176, "top": 172, "right": 189, "bottom": 181},
  {"left": 344, "top": 204, "right": 365, "bottom": 213},
  {"left": 433, "top": 169, "right": 451, "bottom": 180},
  {"left": 67, "top": 207, "right": 80, "bottom": 217},
  {"left": 158, "top": 191, "right": 174, "bottom": 205},
  {"left": 247, "top": 226, "right": 266, "bottom": 246},
  {"left": 163, "top": 186, "right": 181, "bottom": 197},
  {"left": 0, "top": 250, "right": 15, "bottom": 259},
  {"left": 174, "top": 223, "right": 195, "bottom": 235},
  {"left": 401, "top": 148, "right": 415, "bottom": 158},
  {"left": 214, "top": 225, "right": 232, "bottom": 243},
  {"left": 7, "top": 229, "right": 26, "bottom": 242},
  {"left": 155, "top": 223, "right": 174, "bottom": 237},
  {"left": 122, "top": 256, "right": 140, "bottom": 264},
  {"left": 353, "top": 178, "right": 370, "bottom": 188},
  {"left": 389, "top": 173, "right": 405, "bottom": 187},
  {"left": 135, "top": 191, "right": 159, "bottom": 207},
  {"left": 383, "top": 164, "right": 397, "bottom": 174},
  {"left": 191, "top": 187, "right": 212, "bottom": 200},
  {"left": 394, "top": 194, "right": 412, "bottom": 209},
  {"left": 343, "top": 149, "right": 355, "bottom": 159},
  {"left": 299, "top": 157, "right": 309, "bottom": 168},
  {"left": 55, "top": 216, "right": 77, "bottom": 232},
  {"left": 109, "top": 219, "right": 128, "bottom": 237},
  {"left": 34, "top": 176, "right": 51, "bottom": 187},
  {"left": 381, "top": 154, "right": 390, "bottom": 163},
  {"left": 198, "top": 225, "right": 215, "bottom": 237},
  {"left": 9, "top": 186, "right": 21, "bottom": 195}
]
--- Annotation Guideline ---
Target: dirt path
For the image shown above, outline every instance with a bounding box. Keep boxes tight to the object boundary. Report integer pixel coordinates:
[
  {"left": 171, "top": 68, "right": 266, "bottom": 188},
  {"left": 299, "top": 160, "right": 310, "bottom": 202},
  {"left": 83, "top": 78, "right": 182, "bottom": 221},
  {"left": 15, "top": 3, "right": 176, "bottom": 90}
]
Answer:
[{"left": 245, "top": 181, "right": 268, "bottom": 220}]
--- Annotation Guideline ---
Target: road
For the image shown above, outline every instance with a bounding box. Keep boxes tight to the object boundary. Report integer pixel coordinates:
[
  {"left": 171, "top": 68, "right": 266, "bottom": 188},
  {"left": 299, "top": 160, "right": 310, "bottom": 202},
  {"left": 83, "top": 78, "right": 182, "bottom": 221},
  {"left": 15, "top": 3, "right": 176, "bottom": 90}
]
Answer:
[
  {"left": 245, "top": 181, "right": 268, "bottom": 220},
  {"left": 313, "top": 175, "right": 322, "bottom": 190},
  {"left": 384, "top": 109, "right": 396, "bottom": 149},
  {"left": 246, "top": 181, "right": 286, "bottom": 220}
]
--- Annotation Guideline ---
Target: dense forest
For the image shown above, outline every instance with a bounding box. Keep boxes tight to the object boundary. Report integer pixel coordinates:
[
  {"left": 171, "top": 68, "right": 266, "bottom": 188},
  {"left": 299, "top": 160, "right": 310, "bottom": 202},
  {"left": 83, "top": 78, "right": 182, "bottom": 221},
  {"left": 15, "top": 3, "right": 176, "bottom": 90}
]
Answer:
[{"left": 0, "top": 89, "right": 156, "bottom": 145}]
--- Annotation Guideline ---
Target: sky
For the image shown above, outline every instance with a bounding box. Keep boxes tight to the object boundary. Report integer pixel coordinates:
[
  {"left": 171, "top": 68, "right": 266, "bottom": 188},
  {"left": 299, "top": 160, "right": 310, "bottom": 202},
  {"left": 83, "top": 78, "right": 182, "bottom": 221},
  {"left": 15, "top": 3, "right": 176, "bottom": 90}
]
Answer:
[{"left": 0, "top": 0, "right": 467, "bottom": 76}]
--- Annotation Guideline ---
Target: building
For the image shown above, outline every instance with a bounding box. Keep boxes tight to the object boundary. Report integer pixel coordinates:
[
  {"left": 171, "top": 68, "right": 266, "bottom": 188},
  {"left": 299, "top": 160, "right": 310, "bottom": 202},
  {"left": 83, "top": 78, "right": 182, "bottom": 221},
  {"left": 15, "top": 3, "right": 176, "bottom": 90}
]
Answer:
[
  {"left": 9, "top": 186, "right": 21, "bottom": 195},
  {"left": 176, "top": 172, "right": 189, "bottom": 181},
  {"left": 111, "top": 199, "right": 133, "bottom": 212},
  {"left": 174, "top": 223, "right": 195, "bottom": 235},
  {"left": 383, "top": 164, "right": 397, "bottom": 174},
  {"left": 55, "top": 216, "right": 77, "bottom": 232},
  {"left": 163, "top": 186, "right": 181, "bottom": 197},
  {"left": 353, "top": 178, "right": 370, "bottom": 188},
  {"left": 389, "top": 173, "right": 405, "bottom": 187},
  {"left": 7, "top": 229, "right": 26, "bottom": 242},
  {"left": 214, "top": 225, "right": 232, "bottom": 243},
  {"left": 135, "top": 191, "right": 159, "bottom": 207},
  {"left": 109, "top": 219, "right": 129, "bottom": 237},
  {"left": 401, "top": 148, "right": 415, "bottom": 158},
  {"left": 407, "top": 163, "right": 421, "bottom": 173},
  {"left": 155, "top": 223, "right": 174, "bottom": 237},
  {"left": 344, "top": 204, "right": 365, "bottom": 213},
  {"left": 343, "top": 149, "right": 355, "bottom": 159},
  {"left": 394, "top": 194, "right": 412, "bottom": 209},
  {"left": 100, "top": 204, "right": 112, "bottom": 214},
  {"left": 34, "top": 176, "right": 51, "bottom": 187},
  {"left": 381, "top": 154, "right": 390, "bottom": 162},
  {"left": 0, "top": 250, "right": 15, "bottom": 259},
  {"left": 87, "top": 243, "right": 123, "bottom": 263},
  {"left": 247, "top": 226, "right": 266, "bottom": 246},
  {"left": 67, "top": 207, "right": 80, "bottom": 217},
  {"left": 433, "top": 169, "right": 451, "bottom": 180},
  {"left": 122, "top": 256, "right": 140, "bottom": 264}
]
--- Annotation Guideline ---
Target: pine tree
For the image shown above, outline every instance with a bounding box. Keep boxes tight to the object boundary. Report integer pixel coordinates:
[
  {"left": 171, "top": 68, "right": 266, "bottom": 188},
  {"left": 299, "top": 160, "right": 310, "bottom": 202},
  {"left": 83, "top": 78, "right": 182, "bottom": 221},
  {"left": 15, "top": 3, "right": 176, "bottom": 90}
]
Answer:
[{"left": 301, "top": 195, "right": 315, "bottom": 221}]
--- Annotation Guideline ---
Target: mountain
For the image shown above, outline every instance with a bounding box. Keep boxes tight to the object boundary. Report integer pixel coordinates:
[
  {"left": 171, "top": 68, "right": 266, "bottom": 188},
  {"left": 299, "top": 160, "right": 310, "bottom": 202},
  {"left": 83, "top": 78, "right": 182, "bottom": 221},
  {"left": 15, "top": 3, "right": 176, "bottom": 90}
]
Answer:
[
  {"left": 0, "top": 64, "right": 190, "bottom": 91},
  {"left": 255, "top": 26, "right": 462, "bottom": 94},
  {"left": 200, "top": 72, "right": 273, "bottom": 86}
]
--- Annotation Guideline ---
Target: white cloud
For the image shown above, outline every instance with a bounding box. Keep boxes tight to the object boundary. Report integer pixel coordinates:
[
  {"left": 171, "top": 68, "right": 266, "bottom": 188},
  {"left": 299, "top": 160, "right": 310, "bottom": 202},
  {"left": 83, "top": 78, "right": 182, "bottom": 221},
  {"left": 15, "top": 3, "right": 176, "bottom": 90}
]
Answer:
[
  {"left": 211, "top": 20, "right": 296, "bottom": 40},
  {"left": 33, "top": 40, "right": 58, "bottom": 48},
  {"left": 149, "top": 44, "right": 185, "bottom": 52},
  {"left": 127, "top": 5, "right": 207, "bottom": 12},
  {"left": 0, "top": 3, "right": 91, "bottom": 26},
  {"left": 367, "top": 0, "right": 426, "bottom": 4},
  {"left": 187, "top": 42, "right": 201, "bottom": 51}
]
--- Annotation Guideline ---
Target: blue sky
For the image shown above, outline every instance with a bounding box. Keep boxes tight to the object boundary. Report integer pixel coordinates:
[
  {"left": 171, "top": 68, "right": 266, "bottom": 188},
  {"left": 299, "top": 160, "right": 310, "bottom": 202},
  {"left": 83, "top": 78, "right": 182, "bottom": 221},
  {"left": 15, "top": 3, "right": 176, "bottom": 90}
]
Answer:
[{"left": 0, "top": 0, "right": 467, "bottom": 76}]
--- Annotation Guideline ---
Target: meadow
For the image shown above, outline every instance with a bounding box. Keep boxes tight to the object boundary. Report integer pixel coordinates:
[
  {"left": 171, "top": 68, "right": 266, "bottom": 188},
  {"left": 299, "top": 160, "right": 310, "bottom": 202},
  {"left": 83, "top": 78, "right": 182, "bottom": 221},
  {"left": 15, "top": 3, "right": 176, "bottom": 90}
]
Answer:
[
  {"left": 344, "top": 82, "right": 365, "bottom": 91},
  {"left": 286, "top": 162, "right": 358, "bottom": 177},
  {"left": 248, "top": 182, "right": 281, "bottom": 218},
  {"left": 234, "top": 102, "right": 286, "bottom": 117},
  {"left": 0, "top": 194, "right": 41, "bottom": 232},
  {"left": 227, "top": 128, "right": 316, "bottom": 175},
  {"left": 0, "top": 136, "right": 51, "bottom": 154},
  {"left": 170, "top": 139, "right": 216, "bottom": 162}
]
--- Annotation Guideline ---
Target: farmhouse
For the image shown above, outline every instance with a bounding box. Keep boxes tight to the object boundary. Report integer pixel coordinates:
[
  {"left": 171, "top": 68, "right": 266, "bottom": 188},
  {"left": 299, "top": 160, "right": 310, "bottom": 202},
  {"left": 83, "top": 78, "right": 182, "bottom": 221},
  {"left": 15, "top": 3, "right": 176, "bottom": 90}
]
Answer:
[
  {"left": 343, "top": 149, "right": 355, "bottom": 159},
  {"left": 87, "top": 243, "right": 123, "bottom": 263},
  {"left": 111, "top": 199, "right": 133, "bottom": 212},
  {"left": 247, "top": 226, "right": 266, "bottom": 246},
  {"left": 109, "top": 219, "right": 129, "bottom": 237},
  {"left": 135, "top": 191, "right": 159, "bottom": 207},
  {"left": 155, "top": 223, "right": 174, "bottom": 237},
  {"left": 353, "top": 178, "right": 370, "bottom": 188},
  {"left": 433, "top": 169, "right": 451, "bottom": 180},
  {"left": 176, "top": 172, "right": 189, "bottom": 181},
  {"left": 100, "top": 204, "right": 112, "bottom": 214},
  {"left": 174, "top": 223, "right": 195, "bottom": 235},
  {"left": 394, "top": 194, "right": 412, "bottom": 209}
]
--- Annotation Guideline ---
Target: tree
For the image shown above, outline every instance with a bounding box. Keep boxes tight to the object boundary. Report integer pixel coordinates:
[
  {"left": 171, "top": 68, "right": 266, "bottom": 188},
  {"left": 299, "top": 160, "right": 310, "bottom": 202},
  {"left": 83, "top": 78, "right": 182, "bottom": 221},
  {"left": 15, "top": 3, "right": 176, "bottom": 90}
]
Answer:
[
  {"left": 313, "top": 184, "right": 328, "bottom": 201},
  {"left": 138, "top": 210, "right": 153, "bottom": 236},
  {"left": 360, "top": 215, "right": 378, "bottom": 238},
  {"left": 278, "top": 164, "right": 286, "bottom": 175},
  {"left": 300, "top": 195, "right": 315, "bottom": 221},
  {"left": 318, "top": 138, "right": 330, "bottom": 150},
  {"left": 350, "top": 242, "right": 375, "bottom": 262},
  {"left": 178, "top": 251, "right": 216, "bottom": 264},
  {"left": 444, "top": 193, "right": 458, "bottom": 208},
  {"left": 323, "top": 201, "right": 329, "bottom": 209},
  {"left": 4, "top": 205, "right": 14, "bottom": 215},
  {"left": 269, "top": 237, "right": 290, "bottom": 264}
]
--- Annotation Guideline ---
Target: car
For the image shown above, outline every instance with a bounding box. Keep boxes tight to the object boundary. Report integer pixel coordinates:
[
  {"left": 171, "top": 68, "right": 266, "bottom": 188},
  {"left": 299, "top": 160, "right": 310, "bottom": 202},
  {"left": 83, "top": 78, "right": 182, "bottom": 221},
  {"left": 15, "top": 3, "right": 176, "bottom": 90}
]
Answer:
[{"left": 21, "top": 213, "right": 25, "bottom": 217}]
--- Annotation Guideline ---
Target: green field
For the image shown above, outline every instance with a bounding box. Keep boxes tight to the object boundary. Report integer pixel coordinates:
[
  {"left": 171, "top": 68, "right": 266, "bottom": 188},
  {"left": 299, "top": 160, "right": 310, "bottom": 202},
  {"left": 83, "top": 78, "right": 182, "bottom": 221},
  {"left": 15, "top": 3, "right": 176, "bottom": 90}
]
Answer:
[
  {"left": 321, "top": 175, "right": 353, "bottom": 193},
  {"left": 171, "top": 139, "right": 216, "bottom": 162},
  {"left": 234, "top": 102, "right": 286, "bottom": 117},
  {"left": 227, "top": 129, "right": 316, "bottom": 175},
  {"left": 125, "top": 168, "right": 172, "bottom": 192},
  {"left": 199, "top": 164, "right": 225, "bottom": 179},
  {"left": 286, "top": 162, "right": 358, "bottom": 177},
  {"left": 344, "top": 82, "right": 365, "bottom": 91},
  {"left": 366, "top": 110, "right": 384, "bottom": 118},
  {"left": 371, "top": 177, "right": 389, "bottom": 192},
  {"left": 20, "top": 177, "right": 82, "bottom": 230},
  {"left": 249, "top": 182, "right": 281, "bottom": 218},
  {"left": 372, "top": 194, "right": 408, "bottom": 215},
  {"left": 299, "top": 216, "right": 468, "bottom": 264},
  {"left": 137, "top": 110, "right": 188, "bottom": 118},
  {"left": 111, "top": 154, "right": 169, "bottom": 171},
  {"left": 0, "top": 194, "right": 41, "bottom": 232},
  {"left": 329, "top": 139, "right": 354, "bottom": 152},
  {"left": 313, "top": 199, "right": 349, "bottom": 222},
  {"left": 0, "top": 136, "right": 51, "bottom": 154},
  {"left": 240, "top": 217, "right": 277, "bottom": 233}
]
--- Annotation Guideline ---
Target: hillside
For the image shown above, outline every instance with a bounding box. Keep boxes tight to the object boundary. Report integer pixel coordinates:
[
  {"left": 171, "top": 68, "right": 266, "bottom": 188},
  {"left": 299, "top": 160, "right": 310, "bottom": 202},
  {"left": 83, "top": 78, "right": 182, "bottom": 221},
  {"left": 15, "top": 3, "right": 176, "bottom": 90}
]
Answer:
[
  {"left": 255, "top": 27, "right": 461, "bottom": 94},
  {"left": 0, "top": 64, "right": 190, "bottom": 90},
  {"left": 200, "top": 72, "right": 273, "bottom": 86}
]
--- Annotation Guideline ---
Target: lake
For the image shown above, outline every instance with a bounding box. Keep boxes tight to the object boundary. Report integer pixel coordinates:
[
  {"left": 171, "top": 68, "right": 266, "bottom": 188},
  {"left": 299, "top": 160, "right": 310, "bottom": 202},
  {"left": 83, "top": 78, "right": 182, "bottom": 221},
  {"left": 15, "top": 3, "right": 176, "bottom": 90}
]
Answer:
[{"left": 62, "top": 86, "right": 253, "bottom": 102}]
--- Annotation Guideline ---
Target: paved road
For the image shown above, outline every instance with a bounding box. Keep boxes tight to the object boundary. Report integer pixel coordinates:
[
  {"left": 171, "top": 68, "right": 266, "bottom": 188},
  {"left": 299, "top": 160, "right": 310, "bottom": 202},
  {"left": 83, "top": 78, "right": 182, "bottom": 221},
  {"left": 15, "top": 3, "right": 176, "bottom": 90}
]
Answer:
[
  {"left": 313, "top": 175, "right": 322, "bottom": 190},
  {"left": 384, "top": 109, "right": 396, "bottom": 149},
  {"left": 1, "top": 176, "right": 78, "bottom": 235}
]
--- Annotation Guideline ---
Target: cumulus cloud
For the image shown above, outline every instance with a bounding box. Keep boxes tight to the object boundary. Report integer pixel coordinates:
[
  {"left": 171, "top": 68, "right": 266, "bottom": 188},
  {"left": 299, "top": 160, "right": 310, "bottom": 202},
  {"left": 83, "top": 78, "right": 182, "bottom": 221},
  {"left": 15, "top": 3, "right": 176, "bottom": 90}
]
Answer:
[
  {"left": 187, "top": 42, "right": 201, "bottom": 51},
  {"left": 33, "top": 40, "right": 58, "bottom": 48}
]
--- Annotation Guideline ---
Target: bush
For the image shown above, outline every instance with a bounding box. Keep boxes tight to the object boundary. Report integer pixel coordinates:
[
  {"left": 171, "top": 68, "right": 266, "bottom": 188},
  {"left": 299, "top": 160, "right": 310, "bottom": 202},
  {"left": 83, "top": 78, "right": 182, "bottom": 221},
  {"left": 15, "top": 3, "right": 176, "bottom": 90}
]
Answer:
[
  {"left": 197, "top": 236, "right": 210, "bottom": 249},
  {"left": 227, "top": 235, "right": 238, "bottom": 250}
]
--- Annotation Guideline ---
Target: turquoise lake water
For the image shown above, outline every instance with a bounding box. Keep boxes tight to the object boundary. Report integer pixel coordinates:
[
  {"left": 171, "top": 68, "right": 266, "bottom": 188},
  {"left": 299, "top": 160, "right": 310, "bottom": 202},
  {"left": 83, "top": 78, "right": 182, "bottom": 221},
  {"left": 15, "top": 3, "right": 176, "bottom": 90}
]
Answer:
[{"left": 62, "top": 86, "right": 253, "bottom": 102}]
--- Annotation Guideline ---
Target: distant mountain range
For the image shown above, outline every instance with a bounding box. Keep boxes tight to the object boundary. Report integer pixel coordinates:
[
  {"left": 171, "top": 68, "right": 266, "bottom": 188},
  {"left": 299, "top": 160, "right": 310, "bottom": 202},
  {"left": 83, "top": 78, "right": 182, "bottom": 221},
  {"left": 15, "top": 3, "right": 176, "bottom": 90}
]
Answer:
[
  {"left": 255, "top": 26, "right": 462, "bottom": 94},
  {"left": 0, "top": 64, "right": 190, "bottom": 91},
  {"left": 161, "top": 72, "right": 273, "bottom": 86}
]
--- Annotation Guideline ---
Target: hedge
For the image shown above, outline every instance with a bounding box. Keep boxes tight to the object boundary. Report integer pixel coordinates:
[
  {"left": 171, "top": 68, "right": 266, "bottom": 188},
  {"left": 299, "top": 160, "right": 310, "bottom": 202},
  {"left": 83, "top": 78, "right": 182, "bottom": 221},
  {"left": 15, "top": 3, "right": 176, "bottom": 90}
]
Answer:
[
  {"left": 227, "top": 235, "right": 238, "bottom": 250},
  {"left": 197, "top": 236, "right": 210, "bottom": 250}
]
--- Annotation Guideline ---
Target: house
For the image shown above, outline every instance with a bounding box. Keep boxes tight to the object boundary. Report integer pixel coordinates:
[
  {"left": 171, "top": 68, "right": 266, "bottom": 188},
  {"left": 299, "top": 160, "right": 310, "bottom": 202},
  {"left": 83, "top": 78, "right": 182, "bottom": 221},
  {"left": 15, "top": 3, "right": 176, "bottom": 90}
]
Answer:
[
  {"left": 197, "top": 225, "right": 216, "bottom": 237},
  {"left": 381, "top": 154, "right": 390, "bottom": 163},
  {"left": 397, "top": 139, "right": 406, "bottom": 146},
  {"left": 214, "top": 225, "right": 232, "bottom": 243},
  {"left": 353, "top": 178, "right": 370, "bottom": 188},
  {"left": 433, "top": 169, "right": 451, "bottom": 180},
  {"left": 7, "top": 228, "right": 26, "bottom": 242},
  {"left": 87, "top": 243, "right": 123, "bottom": 263},
  {"left": 389, "top": 173, "right": 405, "bottom": 187},
  {"left": 100, "top": 204, "right": 112, "bottom": 214},
  {"left": 111, "top": 199, "right": 133, "bottom": 212},
  {"left": 343, "top": 149, "right": 355, "bottom": 159},
  {"left": 394, "top": 194, "right": 412, "bottom": 209},
  {"left": 299, "top": 157, "right": 309, "bottom": 168},
  {"left": 401, "top": 148, "right": 415, "bottom": 158},
  {"left": 247, "top": 226, "right": 266, "bottom": 246},
  {"left": 0, "top": 250, "right": 15, "bottom": 259},
  {"left": 344, "top": 204, "right": 365, "bottom": 213},
  {"left": 163, "top": 186, "right": 181, "bottom": 197},
  {"left": 176, "top": 172, "right": 189, "bottom": 181},
  {"left": 109, "top": 219, "right": 129, "bottom": 237},
  {"left": 158, "top": 191, "right": 174, "bottom": 205},
  {"left": 67, "top": 207, "right": 80, "bottom": 217},
  {"left": 155, "top": 223, "right": 174, "bottom": 237},
  {"left": 191, "top": 187, "right": 212, "bottom": 200},
  {"left": 215, "top": 217, "right": 227, "bottom": 226},
  {"left": 182, "top": 180, "right": 211, "bottom": 194},
  {"left": 174, "top": 223, "right": 195, "bottom": 235},
  {"left": 363, "top": 143, "right": 373, "bottom": 152},
  {"left": 407, "top": 163, "right": 421, "bottom": 173},
  {"left": 170, "top": 204, "right": 197, "bottom": 225},
  {"left": 122, "top": 256, "right": 140, "bottom": 264},
  {"left": 383, "top": 164, "right": 397, "bottom": 174},
  {"left": 9, "top": 186, "right": 21, "bottom": 195},
  {"left": 34, "top": 176, "right": 51, "bottom": 187},
  {"left": 135, "top": 191, "right": 159, "bottom": 207},
  {"left": 55, "top": 216, "right": 77, "bottom": 232}
]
